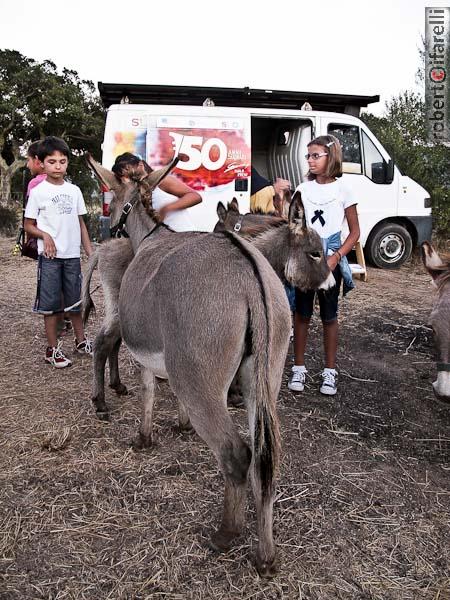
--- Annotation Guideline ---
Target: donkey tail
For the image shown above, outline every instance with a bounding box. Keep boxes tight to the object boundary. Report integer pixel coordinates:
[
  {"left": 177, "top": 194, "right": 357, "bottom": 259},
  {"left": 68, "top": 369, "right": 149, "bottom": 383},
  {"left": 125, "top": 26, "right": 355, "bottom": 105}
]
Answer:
[
  {"left": 223, "top": 231, "right": 283, "bottom": 499},
  {"left": 82, "top": 250, "right": 99, "bottom": 325},
  {"left": 251, "top": 274, "right": 281, "bottom": 500}
]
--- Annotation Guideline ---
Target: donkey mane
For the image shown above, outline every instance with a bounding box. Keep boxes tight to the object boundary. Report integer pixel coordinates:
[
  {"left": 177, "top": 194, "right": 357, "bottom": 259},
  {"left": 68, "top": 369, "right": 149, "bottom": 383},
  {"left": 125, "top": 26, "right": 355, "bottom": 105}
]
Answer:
[
  {"left": 223, "top": 200, "right": 287, "bottom": 234},
  {"left": 242, "top": 220, "right": 286, "bottom": 237}
]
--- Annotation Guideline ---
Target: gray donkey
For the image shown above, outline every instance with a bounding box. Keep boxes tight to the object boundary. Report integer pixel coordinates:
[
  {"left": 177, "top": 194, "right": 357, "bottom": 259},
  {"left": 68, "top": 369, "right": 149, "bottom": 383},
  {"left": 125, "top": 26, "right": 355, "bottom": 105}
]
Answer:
[
  {"left": 87, "top": 154, "right": 295, "bottom": 577},
  {"left": 83, "top": 198, "right": 334, "bottom": 416},
  {"left": 421, "top": 241, "right": 450, "bottom": 404},
  {"left": 85, "top": 154, "right": 334, "bottom": 576}
]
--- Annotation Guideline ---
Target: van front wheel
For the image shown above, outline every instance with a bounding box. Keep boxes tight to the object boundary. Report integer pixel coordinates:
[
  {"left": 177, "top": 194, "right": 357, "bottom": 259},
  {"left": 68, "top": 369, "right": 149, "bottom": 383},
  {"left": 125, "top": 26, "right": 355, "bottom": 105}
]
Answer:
[{"left": 366, "top": 223, "right": 413, "bottom": 269}]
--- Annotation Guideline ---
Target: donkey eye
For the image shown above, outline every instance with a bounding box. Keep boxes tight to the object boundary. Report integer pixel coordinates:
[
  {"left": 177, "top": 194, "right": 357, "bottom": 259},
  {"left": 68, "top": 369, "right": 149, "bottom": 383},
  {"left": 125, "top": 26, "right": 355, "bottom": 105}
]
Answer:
[{"left": 308, "top": 252, "right": 321, "bottom": 260}]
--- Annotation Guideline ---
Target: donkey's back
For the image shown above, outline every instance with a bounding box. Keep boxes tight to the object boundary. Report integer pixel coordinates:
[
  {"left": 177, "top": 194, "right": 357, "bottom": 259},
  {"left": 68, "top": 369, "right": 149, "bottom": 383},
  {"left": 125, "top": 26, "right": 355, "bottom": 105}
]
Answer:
[{"left": 121, "top": 233, "right": 290, "bottom": 401}]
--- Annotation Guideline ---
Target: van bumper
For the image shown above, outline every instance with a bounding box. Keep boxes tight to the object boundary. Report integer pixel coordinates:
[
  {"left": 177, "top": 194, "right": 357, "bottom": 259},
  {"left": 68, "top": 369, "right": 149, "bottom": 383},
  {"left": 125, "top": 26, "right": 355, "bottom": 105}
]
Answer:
[
  {"left": 100, "top": 216, "right": 111, "bottom": 241},
  {"left": 409, "top": 215, "right": 433, "bottom": 245}
]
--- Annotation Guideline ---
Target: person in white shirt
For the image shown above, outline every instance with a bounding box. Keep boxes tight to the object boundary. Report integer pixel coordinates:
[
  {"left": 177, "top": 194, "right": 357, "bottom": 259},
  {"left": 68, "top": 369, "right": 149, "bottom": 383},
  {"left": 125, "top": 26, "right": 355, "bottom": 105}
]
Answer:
[
  {"left": 24, "top": 136, "right": 94, "bottom": 368},
  {"left": 288, "top": 135, "right": 360, "bottom": 396}
]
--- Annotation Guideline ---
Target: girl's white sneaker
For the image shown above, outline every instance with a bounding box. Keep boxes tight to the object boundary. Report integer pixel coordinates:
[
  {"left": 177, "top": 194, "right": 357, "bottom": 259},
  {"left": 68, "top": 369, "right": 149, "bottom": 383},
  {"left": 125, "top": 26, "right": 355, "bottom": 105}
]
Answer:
[{"left": 288, "top": 367, "right": 307, "bottom": 392}]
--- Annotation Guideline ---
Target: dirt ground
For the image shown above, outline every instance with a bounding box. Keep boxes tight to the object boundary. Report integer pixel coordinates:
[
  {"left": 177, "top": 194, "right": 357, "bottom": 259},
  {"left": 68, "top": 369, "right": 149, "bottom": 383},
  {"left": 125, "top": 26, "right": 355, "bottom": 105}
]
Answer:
[{"left": 0, "top": 236, "right": 449, "bottom": 600}]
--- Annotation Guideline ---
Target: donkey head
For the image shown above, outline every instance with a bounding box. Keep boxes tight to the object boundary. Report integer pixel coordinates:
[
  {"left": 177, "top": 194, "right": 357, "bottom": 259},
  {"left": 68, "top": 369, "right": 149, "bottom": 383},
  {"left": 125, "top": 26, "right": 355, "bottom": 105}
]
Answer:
[
  {"left": 421, "top": 241, "right": 450, "bottom": 404},
  {"left": 214, "top": 195, "right": 333, "bottom": 292},
  {"left": 86, "top": 154, "right": 180, "bottom": 231}
]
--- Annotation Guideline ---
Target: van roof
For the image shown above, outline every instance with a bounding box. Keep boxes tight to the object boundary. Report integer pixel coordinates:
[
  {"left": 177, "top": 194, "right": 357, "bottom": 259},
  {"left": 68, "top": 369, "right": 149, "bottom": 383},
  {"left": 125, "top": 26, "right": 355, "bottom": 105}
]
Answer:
[{"left": 98, "top": 83, "right": 379, "bottom": 114}]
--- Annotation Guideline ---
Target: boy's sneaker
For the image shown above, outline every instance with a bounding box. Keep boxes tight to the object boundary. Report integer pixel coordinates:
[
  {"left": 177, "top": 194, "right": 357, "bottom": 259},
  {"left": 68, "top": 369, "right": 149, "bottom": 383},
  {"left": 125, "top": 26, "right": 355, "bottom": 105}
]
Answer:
[
  {"left": 45, "top": 342, "right": 72, "bottom": 368},
  {"left": 288, "top": 367, "right": 307, "bottom": 392},
  {"left": 75, "top": 338, "right": 94, "bottom": 356},
  {"left": 320, "top": 369, "right": 337, "bottom": 395}
]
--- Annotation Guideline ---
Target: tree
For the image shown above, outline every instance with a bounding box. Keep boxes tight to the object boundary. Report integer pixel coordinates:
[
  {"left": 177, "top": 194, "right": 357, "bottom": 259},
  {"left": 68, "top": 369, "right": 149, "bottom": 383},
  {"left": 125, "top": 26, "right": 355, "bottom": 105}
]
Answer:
[
  {"left": 363, "top": 91, "right": 450, "bottom": 235},
  {"left": 0, "top": 49, "right": 105, "bottom": 200}
]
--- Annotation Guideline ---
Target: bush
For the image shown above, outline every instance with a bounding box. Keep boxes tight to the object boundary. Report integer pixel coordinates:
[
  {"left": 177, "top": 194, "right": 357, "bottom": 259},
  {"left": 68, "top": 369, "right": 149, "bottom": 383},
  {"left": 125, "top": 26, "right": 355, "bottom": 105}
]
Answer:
[{"left": 362, "top": 92, "right": 450, "bottom": 240}]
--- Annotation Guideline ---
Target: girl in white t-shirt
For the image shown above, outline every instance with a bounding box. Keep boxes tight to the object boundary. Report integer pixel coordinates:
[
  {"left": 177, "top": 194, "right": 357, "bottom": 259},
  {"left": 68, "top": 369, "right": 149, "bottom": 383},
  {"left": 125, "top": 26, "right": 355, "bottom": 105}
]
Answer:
[
  {"left": 288, "top": 135, "right": 360, "bottom": 396},
  {"left": 111, "top": 153, "right": 202, "bottom": 231}
]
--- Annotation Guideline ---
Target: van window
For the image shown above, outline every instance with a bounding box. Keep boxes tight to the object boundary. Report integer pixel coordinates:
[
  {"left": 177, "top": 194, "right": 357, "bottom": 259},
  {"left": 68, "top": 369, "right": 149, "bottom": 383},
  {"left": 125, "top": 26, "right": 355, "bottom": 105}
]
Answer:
[
  {"left": 327, "top": 124, "right": 362, "bottom": 174},
  {"left": 361, "top": 130, "right": 388, "bottom": 184}
]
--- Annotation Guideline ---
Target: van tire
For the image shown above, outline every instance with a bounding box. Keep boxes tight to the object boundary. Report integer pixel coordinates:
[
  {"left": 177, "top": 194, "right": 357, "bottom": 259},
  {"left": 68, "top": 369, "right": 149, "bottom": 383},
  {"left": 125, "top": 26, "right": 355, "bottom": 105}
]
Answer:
[{"left": 365, "top": 223, "right": 413, "bottom": 269}]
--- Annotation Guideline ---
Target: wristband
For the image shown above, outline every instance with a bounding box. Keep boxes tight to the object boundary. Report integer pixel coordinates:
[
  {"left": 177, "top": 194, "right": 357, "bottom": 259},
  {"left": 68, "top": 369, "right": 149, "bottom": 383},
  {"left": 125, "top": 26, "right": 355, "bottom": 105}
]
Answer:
[{"left": 335, "top": 250, "right": 342, "bottom": 261}]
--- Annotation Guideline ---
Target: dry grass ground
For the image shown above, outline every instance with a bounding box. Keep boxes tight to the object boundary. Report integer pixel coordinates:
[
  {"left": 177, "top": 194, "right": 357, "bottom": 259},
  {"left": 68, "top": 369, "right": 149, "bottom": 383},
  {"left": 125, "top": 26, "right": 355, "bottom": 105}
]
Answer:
[{"left": 0, "top": 236, "right": 449, "bottom": 599}]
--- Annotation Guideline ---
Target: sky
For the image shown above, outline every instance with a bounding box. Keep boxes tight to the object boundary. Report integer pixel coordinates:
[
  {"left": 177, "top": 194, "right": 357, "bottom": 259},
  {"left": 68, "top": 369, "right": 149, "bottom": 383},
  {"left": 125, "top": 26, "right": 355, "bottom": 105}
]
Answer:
[{"left": 1, "top": 0, "right": 448, "bottom": 116}]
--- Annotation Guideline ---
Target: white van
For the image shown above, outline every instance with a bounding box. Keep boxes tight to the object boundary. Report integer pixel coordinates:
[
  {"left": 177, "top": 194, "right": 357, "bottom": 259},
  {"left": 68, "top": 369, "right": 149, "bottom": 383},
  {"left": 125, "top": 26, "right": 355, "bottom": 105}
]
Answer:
[{"left": 98, "top": 84, "right": 432, "bottom": 269}]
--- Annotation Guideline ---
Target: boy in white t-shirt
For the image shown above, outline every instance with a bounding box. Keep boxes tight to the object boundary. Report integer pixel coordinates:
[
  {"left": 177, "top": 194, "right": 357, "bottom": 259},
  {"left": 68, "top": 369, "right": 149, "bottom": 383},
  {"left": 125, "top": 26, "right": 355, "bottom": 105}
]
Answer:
[{"left": 24, "top": 136, "right": 94, "bottom": 368}]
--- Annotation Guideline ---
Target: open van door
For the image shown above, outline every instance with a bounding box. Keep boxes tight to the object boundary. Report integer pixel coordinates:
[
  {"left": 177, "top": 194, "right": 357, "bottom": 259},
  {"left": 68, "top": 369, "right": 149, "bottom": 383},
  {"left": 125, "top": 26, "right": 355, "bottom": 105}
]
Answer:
[{"left": 251, "top": 116, "right": 314, "bottom": 189}]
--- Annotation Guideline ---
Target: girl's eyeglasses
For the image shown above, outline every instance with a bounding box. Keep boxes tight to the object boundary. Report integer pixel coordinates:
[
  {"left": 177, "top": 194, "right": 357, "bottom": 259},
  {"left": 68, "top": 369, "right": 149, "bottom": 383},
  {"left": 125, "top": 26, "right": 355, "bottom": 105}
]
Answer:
[{"left": 305, "top": 152, "right": 328, "bottom": 160}]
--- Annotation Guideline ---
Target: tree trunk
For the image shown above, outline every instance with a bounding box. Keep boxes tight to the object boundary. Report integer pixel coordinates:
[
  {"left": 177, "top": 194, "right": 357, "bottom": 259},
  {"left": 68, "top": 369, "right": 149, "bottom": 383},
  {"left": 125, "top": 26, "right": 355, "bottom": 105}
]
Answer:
[
  {"left": 0, "top": 158, "right": 25, "bottom": 205},
  {"left": 0, "top": 168, "right": 12, "bottom": 204}
]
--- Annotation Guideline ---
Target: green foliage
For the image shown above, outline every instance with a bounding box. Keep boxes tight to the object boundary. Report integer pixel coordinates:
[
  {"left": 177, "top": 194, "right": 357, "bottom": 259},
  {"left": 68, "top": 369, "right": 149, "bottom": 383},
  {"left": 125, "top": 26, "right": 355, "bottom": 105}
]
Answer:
[
  {"left": 363, "top": 91, "right": 450, "bottom": 236},
  {"left": 0, "top": 49, "right": 105, "bottom": 199}
]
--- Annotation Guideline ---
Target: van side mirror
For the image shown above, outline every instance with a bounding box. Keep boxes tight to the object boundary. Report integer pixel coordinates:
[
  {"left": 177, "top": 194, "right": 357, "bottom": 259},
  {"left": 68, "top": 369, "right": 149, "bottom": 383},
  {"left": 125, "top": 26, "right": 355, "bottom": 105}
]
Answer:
[
  {"left": 370, "top": 158, "right": 395, "bottom": 184},
  {"left": 371, "top": 162, "right": 385, "bottom": 184},
  {"left": 385, "top": 158, "right": 394, "bottom": 184}
]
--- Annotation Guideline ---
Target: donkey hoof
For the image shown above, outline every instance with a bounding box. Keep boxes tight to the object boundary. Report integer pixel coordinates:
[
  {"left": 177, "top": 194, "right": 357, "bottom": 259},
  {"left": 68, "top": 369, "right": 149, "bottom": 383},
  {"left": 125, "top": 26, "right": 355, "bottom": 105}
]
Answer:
[
  {"left": 132, "top": 432, "right": 153, "bottom": 451},
  {"left": 96, "top": 410, "right": 110, "bottom": 422},
  {"left": 208, "top": 528, "right": 238, "bottom": 552},
  {"left": 255, "top": 553, "right": 279, "bottom": 578},
  {"left": 92, "top": 396, "right": 108, "bottom": 414},
  {"left": 110, "top": 382, "right": 128, "bottom": 396}
]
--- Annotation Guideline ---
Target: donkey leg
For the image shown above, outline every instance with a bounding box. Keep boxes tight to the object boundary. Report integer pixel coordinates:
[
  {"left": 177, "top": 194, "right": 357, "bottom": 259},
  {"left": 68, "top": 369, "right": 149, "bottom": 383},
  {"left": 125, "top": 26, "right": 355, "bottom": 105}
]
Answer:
[
  {"left": 210, "top": 446, "right": 251, "bottom": 552},
  {"left": 108, "top": 337, "right": 128, "bottom": 395},
  {"left": 177, "top": 399, "right": 193, "bottom": 432},
  {"left": 180, "top": 396, "right": 251, "bottom": 549},
  {"left": 133, "top": 367, "right": 156, "bottom": 450},
  {"left": 92, "top": 327, "right": 115, "bottom": 419}
]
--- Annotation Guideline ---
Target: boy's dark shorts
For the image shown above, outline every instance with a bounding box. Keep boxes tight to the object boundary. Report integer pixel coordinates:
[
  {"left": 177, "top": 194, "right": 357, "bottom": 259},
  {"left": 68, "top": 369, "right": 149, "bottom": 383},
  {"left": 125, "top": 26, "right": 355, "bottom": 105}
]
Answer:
[
  {"left": 34, "top": 256, "right": 82, "bottom": 314},
  {"left": 295, "top": 267, "right": 342, "bottom": 322}
]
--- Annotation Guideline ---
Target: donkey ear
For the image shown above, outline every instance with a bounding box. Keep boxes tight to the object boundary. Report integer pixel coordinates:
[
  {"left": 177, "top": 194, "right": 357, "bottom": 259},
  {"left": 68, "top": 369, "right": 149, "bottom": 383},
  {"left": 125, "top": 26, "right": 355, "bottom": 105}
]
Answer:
[
  {"left": 86, "top": 153, "right": 121, "bottom": 191},
  {"left": 144, "top": 155, "right": 181, "bottom": 190},
  {"left": 229, "top": 198, "right": 240, "bottom": 213},
  {"left": 289, "top": 190, "right": 307, "bottom": 230},
  {"left": 217, "top": 202, "right": 227, "bottom": 222},
  {"left": 421, "top": 241, "right": 445, "bottom": 279}
]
